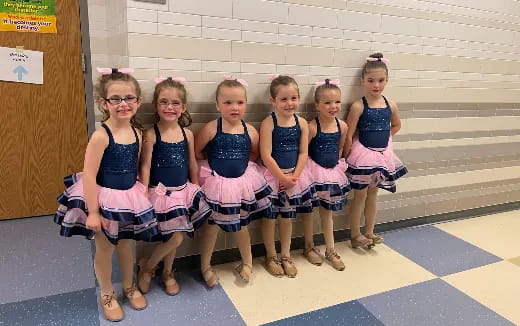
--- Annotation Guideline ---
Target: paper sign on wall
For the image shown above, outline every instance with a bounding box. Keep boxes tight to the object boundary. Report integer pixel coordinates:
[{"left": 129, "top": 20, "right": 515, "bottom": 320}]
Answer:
[
  {"left": 0, "top": 0, "right": 56, "bottom": 33},
  {"left": 0, "top": 46, "right": 43, "bottom": 84}
]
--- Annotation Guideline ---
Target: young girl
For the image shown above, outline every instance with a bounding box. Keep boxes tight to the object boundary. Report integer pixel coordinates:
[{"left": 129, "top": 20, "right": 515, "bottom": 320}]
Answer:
[
  {"left": 137, "top": 77, "right": 211, "bottom": 296},
  {"left": 345, "top": 53, "right": 408, "bottom": 249},
  {"left": 195, "top": 77, "right": 272, "bottom": 285},
  {"left": 302, "top": 79, "right": 350, "bottom": 271},
  {"left": 54, "top": 68, "right": 157, "bottom": 322},
  {"left": 260, "top": 75, "right": 316, "bottom": 278}
]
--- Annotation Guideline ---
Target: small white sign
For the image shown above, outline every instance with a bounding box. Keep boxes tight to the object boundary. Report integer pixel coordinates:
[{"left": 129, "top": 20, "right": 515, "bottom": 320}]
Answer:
[{"left": 0, "top": 46, "right": 43, "bottom": 84}]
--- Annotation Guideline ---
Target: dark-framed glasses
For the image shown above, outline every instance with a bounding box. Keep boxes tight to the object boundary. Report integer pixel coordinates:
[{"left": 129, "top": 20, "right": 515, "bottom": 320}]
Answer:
[
  {"left": 158, "top": 100, "right": 183, "bottom": 108},
  {"left": 105, "top": 96, "right": 139, "bottom": 105}
]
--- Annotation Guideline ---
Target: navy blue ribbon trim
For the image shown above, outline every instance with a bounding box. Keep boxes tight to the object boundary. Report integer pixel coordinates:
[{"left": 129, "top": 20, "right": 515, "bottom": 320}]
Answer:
[
  {"left": 347, "top": 165, "right": 408, "bottom": 181},
  {"left": 100, "top": 207, "right": 156, "bottom": 224}
]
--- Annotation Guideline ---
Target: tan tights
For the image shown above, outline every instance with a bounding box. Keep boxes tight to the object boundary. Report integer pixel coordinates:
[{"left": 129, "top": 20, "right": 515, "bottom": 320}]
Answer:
[
  {"left": 262, "top": 217, "right": 293, "bottom": 258},
  {"left": 302, "top": 207, "right": 335, "bottom": 250},
  {"left": 94, "top": 234, "right": 135, "bottom": 296},
  {"left": 348, "top": 187, "right": 378, "bottom": 240},
  {"left": 199, "top": 221, "right": 253, "bottom": 271}
]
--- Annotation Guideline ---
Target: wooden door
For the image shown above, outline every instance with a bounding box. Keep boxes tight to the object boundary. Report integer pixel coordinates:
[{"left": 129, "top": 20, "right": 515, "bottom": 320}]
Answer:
[{"left": 0, "top": 1, "right": 87, "bottom": 219}]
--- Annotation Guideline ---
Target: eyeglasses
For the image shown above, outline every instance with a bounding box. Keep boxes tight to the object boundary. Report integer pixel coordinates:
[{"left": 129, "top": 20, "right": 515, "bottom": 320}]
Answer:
[
  {"left": 104, "top": 96, "right": 139, "bottom": 105},
  {"left": 158, "top": 100, "right": 183, "bottom": 108}
]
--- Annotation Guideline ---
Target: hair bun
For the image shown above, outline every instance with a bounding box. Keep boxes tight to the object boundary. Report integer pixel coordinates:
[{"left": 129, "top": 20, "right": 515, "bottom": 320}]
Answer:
[{"left": 369, "top": 52, "right": 384, "bottom": 59}]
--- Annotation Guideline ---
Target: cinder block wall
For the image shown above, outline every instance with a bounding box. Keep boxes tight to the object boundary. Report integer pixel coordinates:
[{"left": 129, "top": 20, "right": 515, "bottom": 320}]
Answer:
[{"left": 86, "top": 0, "right": 520, "bottom": 257}]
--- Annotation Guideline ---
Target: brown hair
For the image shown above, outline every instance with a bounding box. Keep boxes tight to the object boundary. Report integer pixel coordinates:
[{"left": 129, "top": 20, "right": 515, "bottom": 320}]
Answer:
[
  {"left": 152, "top": 77, "right": 192, "bottom": 128},
  {"left": 314, "top": 79, "right": 341, "bottom": 103},
  {"left": 361, "top": 52, "right": 388, "bottom": 78},
  {"left": 215, "top": 79, "right": 247, "bottom": 103},
  {"left": 96, "top": 70, "right": 143, "bottom": 129},
  {"left": 269, "top": 75, "right": 299, "bottom": 98}
]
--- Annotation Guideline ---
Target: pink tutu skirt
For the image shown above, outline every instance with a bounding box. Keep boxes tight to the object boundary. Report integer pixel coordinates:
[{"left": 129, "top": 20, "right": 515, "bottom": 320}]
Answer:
[
  {"left": 307, "top": 158, "right": 350, "bottom": 211},
  {"left": 261, "top": 164, "right": 317, "bottom": 219},
  {"left": 199, "top": 160, "right": 272, "bottom": 232},
  {"left": 54, "top": 173, "right": 158, "bottom": 244},
  {"left": 149, "top": 182, "right": 211, "bottom": 241},
  {"left": 346, "top": 137, "right": 407, "bottom": 193}
]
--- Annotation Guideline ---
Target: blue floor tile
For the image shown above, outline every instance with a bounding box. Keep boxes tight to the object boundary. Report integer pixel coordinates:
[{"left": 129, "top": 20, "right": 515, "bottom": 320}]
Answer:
[
  {"left": 0, "top": 288, "right": 99, "bottom": 326},
  {"left": 97, "top": 269, "right": 245, "bottom": 326},
  {"left": 359, "top": 278, "right": 513, "bottom": 326},
  {"left": 0, "top": 216, "right": 96, "bottom": 304},
  {"left": 383, "top": 225, "right": 501, "bottom": 276},
  {"left": 262, "top": 300, "right": 384, "bottom": 326}
]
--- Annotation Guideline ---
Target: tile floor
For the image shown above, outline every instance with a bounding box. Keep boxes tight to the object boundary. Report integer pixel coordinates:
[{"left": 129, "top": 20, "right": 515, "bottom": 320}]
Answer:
[{"left": 1, "top": 210, "right": 519, "bottom": 325}]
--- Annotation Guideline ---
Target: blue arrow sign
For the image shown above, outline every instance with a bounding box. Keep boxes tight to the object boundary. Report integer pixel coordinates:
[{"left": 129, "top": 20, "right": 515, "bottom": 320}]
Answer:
[{"left": 13, "top": 65, "right": 28, "bottom": 81}]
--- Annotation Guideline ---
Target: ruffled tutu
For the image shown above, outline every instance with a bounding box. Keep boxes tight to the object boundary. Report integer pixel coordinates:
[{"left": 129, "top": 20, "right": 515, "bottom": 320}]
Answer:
[
  {"left": 260, "top": 164, "right": 317, "bottom": 219},
  {"left": 199, "top": 160, "right": 272, "bottom": 232},
  {"left": 54, "top": 173, "right": 158, "bottom": 244},
  {"left": 149, "top": 182, "right": 212, "bottom": 241},
  {"left": 307, "top": 158, "right": 350, "bottom": 211},
  {"left": 346, "top": 137, "right": 407, "bottom": 193}
]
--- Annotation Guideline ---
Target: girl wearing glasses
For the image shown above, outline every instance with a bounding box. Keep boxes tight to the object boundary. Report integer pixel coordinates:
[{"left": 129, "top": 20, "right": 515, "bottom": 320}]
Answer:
[
  {"left": 137, "top": 77, "right": 211, "bottom": 296},
  {"left": 195, "top": 77, "right": 272, "bottom": 285},
  {"left": 54, "top": 68, "right": 158, "bottom": 322}
]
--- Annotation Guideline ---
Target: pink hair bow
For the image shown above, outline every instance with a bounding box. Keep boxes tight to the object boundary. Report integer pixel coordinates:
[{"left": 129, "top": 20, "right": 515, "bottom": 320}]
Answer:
[
  {"left": 223, "top": 75, "right": 248, "bottom": 87},
  {"left": 154, "top": 76, "right": 187, "bottom": 84},
  {"left": 366, "top": 57, "right": 390, "bottom": 64},
  {"left": 96, "top": 67, "right": 134, "bottom": 75},
  {"left": 315, "top": 79, "right": 340, "bottom": 86}
]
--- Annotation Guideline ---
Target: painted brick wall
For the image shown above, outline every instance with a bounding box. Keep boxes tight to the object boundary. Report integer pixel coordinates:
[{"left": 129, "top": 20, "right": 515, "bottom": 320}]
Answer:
[{"left": 86, "top": 0, "right": 520, "bottom": 256}]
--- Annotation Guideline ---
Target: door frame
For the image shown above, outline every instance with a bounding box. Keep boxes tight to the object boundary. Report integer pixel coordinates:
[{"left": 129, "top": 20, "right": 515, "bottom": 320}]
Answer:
[{"left": 78, "top": 0, "right": 96, "bottom": 137}]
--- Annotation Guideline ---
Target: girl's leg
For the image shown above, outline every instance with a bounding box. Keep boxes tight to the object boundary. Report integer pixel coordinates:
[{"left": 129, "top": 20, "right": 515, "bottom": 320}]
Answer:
[
  {"left": 161, "top": 233, "right": 183, "bottom": 295},
  {"left": 364, "top": 187, "right": 383, "bottom": 243},
  {"left": 262, "top": 218, "right": 277, "bottom": 258},
  {"left": 94, "top": 233, "right": 124, "bottom": 321},
  {"left": 94, "top": 232, "right": 116, "bottom": 296},
  {"left": 320, "top": 207, "right": 345, "bottom": 271},
  {"left": 302, "top": 212, "right": 323, "bottom": 265},
  {"left": 348, "top": 188, "right": 373, "bottom": 248},
  {"left": 320, "top": 207, "right": 335, "bottom": 250},
  {"left": 138, "top": 232, "right": 183, "bottom": 293},
  {"left": 116, "top": 239, "right": 147, "bottom": 310},
  {"left": 162, "top": 233, "right": 183, "bottom": 275},
  {"left": 199, "top": 221, "right": 220, "bottom": 287},
  {"left": 262, "top": 218, "right": 284, "bottom": 277},
  {"left": 279, "top": 217, "right": 297, "bottom": 277},
  {"left": 115, "top": 239, "right": 135, "bottom": 290},
  {"left": 233, "top": 226, "right": 253, "bottom": 282},
  {"left": 146, "top": 232, "right": 183, "bottom": 272}
]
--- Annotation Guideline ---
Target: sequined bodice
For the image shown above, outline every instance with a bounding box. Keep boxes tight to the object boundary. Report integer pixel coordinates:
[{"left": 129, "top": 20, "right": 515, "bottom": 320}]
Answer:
[
  {"left": 309, "top": 117, "right": 340, "bottom": 168},
  {"left": 271, "top": 112, "right": 300, "bottom": 170},
  {"left": 357, "top": 96, "right": 391, "bottom": 149},
  {"left": 206, "top": 118, "right": 250, "bottom": 178},
  {"left": 150, "top": 124, "right": 189, "bottom": 187},
  {"left": 97, "top": 124, "right": 138, "bottom": 190},
  {"left": 358, "top": 96, "right": 391, "bottom": 132}
]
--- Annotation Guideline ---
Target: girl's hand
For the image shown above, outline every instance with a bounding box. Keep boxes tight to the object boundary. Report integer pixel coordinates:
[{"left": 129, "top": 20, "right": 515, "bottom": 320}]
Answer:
[
  {"left": 280, "top": 175, "right": 298, "bottom": 190},
  {"left": 86, "top": 213, "right": 105, "bottom": 233}
]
